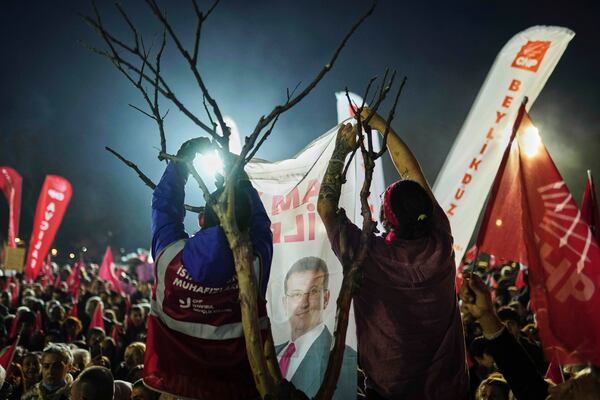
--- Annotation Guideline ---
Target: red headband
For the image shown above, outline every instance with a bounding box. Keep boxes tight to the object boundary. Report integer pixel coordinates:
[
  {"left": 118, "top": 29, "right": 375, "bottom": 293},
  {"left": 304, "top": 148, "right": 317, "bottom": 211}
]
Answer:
[{"left": 383, "top": 181, "right": 401, "bottom": 244}]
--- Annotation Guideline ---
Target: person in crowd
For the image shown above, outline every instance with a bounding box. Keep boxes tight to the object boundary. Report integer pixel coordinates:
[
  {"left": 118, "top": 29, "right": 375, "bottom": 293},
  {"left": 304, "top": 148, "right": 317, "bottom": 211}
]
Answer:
[
  {"left": 61, "top": 317, "right": 83, "bottom": 343},
  {"left": 277, "top": 256, "right": 356, "bottom": 399},
  {"left": 70, "top": 365, "right": 114, "bottom": 400},
  {"left": 123, "top": 305, "right": 146, "bottom": 346},
  {"left": 460, "top": 273, "right": 600, "bottom": 399},
  {"left": 145, "top": 137, "right": 273, "bottom": 399},
  {"left": 116, "top": 342, "right": 145, "bottom": 381},
  {"left": 475, "top": 373, "right": 511, "bottom": 400},
  {"left": 113, "top": 380, "right": 133, "bottom": 400},
  {"left": 131, "top": 379, "right": 160, "bottom": 400},
  {"left": 22, "top": 343, "right": 73, "bottom": 400},
  {"left": 318, "top": 109, "right": 468, "bottom": 399},
  {"left": 22, "top": 351, "right": 43, "bottom": 392},
  {"left": 71, "top": 349, "right": 91, "bottom": 377}
]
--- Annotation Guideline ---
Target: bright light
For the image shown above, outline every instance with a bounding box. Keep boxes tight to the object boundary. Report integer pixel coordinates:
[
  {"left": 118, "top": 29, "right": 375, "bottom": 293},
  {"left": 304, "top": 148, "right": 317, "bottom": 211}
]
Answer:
[
  {"left": 82, "top": 246, "right": 88, "bottom": 253},
  {"left": 14, "top": 237, "right": 21, "bottom": 244},
  {"left": 194, "top": 150, "right": 224, "bottom": 179},
  {"left": 68, "top": 252, "right": 76, "bottom": 259},
  {"left": 495, "top": 219, "right": 503, "bottom": 227},
  {"left": 522, "top": 126, "right": 542, "bottom": 157},
  {"left": 51, "top": 248, "right": 58, "bottom": 256}
]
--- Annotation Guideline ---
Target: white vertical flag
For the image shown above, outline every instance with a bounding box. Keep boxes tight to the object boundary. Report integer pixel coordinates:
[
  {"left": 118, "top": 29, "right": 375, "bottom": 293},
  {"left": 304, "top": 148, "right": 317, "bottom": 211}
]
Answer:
[{"left": 433, "top": 26, "right": 574, "bottom": 266}]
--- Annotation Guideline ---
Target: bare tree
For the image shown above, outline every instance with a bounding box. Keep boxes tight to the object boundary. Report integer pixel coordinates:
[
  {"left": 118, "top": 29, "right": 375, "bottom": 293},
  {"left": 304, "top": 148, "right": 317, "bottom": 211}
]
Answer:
[{"left": 83, "top": 1, "right": 400, "bottom": 398}]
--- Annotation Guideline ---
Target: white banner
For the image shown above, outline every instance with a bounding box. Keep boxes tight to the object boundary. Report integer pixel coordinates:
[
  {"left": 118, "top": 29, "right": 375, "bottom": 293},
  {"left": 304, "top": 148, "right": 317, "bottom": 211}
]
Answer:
[
  {"left": 247, "top": 124, "right": 369, "bottom": 399},
  {"left": 336, "top": 92, "right": 386, "bottom": 232},
  {"left": 433, "top": 26, "right": 574, "bottom": 266}
]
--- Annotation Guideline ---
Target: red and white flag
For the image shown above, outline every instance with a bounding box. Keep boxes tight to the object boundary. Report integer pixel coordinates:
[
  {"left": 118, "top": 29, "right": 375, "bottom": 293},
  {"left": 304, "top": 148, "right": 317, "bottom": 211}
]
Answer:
[
  {"left": 581, "top": 170, "right": 600, "bottom": 242},
  {"left": 0, "top": 335, "right": 19, "bottom": 373},
  {"left": 90, "top": 301, "right": 105, "bottom": 333},
  {"left": 477, "top": 105, "right": 600, "bottom": 365},
  {"left": 99, "top": 247, "right": 123, "bottom": 294},
  {"left": 433, "top": 26, "right": 574, "bottom": 266},
  {"left": 66, "top": 259, "right": 83, "bottom": 297},
  {"left": 0, "top": 167, "right": 22, "bottom": 248},
  {"left": 24, "top": 175, "right": 72, "bottom": 281}
]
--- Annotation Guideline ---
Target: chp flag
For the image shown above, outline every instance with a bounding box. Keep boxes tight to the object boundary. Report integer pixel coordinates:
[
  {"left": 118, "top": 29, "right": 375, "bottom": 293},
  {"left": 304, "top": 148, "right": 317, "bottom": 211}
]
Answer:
[
  {"left": 477, "top": 104, "right": 600, "bottom": 365},
  {"left": 24, "top": 175, "right": 72, "bottom": 281},
  {"left": 433, "top": 26, "right": 574, "bottom": 266}
]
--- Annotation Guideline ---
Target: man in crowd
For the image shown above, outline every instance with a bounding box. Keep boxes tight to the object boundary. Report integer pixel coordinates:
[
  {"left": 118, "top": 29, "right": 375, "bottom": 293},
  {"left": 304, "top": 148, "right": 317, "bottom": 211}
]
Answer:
[
  {"left": 277, "top": 256, "right": 356, "bottom": 399},
  {"left": 317, "top": 110, "right": 468, "bottom": 399},
  {"left": 22, "top": 343, "right": 73, "bottom": 400},
  {"left": 70, "top": 366, "right": 114, "bottom": 400},
  {"left": 145, "top": 137, "right": 273, "bottom": 399}
]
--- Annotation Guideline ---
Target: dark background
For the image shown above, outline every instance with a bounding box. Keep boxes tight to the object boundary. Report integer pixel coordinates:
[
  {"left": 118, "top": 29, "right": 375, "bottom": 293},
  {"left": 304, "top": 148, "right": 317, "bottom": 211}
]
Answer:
[{"left": 1, "top": 0, "right": 598, "bottom": 262}]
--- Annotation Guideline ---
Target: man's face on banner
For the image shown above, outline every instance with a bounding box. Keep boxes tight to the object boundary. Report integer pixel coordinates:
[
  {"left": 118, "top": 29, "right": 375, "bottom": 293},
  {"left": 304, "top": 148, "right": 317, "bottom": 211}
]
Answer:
[{"left": 284, "top": 270, "right": 330, "bottom": 340}]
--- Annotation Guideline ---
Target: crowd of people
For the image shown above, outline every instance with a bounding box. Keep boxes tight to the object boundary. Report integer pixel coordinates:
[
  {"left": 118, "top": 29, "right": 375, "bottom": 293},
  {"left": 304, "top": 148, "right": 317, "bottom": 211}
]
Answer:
[
  {"left": 0, "top": 259, "right": 161, "bottom": 400},
  {"left": 1, "top": 109, "right": 599, "bottom": 400}
]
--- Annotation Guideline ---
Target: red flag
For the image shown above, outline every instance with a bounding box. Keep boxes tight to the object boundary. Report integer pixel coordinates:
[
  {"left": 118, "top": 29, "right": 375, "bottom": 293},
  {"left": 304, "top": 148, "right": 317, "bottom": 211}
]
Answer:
[
  {"left": 581, "top": 170, "right": 600, "bottom": 242},
  {"left": 0, "top": 167, "right": 22, "bottom": 248},
  {"left": 0, "top": 336, "right": 19, "bottom": 372},
  {"left": 10, "top": 280, "right": 19, "bottom": 310},
  {"left": 477, "top": 104, "right": 600, "bottom": 365},
  {"left": 111, "top": 324, "right": 120, "bottom": 342},
  {"left": 8, "top": 314, "right": 20, "bottom": 340},
  {"left": 24, "top": 175, "right": 72, "bottom": 281},
  {"left": 99, "top": 247, "right": 123, "bottom": 294},
  {"left": 545, "top": 356, "right": 564, "bottom": 385},
  {"left": 3, "top": 276, "right": 11, "bottom": 291},
  {"left": 90, "top": 301, "right": 105, "bottom": 332},
  {"left": 69, "top": 301, "right": 78, "bottom": 318},
  {"left": 66, "top": 259, "right": 83, "bottom": 297},
  {"left": 35, "top": 311, "right": 43, "bottom": 332},
  {"left": 515, "top": 265, "right": 527, "bottom": 289}
]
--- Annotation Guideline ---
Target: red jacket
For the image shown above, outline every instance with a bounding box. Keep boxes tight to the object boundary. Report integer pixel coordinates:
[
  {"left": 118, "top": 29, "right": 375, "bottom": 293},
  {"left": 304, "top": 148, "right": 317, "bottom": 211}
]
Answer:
[{"left": 144, "top": 239, "right": 269, "bottom": 399}]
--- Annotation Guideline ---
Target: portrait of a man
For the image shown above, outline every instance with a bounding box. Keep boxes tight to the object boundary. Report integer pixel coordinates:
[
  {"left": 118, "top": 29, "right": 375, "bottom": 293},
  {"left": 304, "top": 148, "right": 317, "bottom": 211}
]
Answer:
[{"left": 276, "top": 256, "right": 357, "bottom": 399}]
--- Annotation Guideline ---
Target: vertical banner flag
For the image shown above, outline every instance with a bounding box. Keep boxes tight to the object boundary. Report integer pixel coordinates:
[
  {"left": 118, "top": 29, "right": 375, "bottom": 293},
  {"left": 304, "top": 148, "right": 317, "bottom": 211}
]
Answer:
[
  {"left": 477, "top": 108, "right": 600, "bottom": 365},
  {"left": 24, "top": 175, "right": 72, "bottom": 281},
  {"left": 0, "top": 167, "right": 22, "bottom": 247},
  {"left": 247, "top": 124, "right": 372, "bottom": 399},
  {"left": 336, "top": 92, "right": 385, "bottom": 232},
  {"left": 433, "top": 26, "right": 574, "bottom": 266},
  {"left": 581, "top": 170, "right": 599, "bottom": 242}
]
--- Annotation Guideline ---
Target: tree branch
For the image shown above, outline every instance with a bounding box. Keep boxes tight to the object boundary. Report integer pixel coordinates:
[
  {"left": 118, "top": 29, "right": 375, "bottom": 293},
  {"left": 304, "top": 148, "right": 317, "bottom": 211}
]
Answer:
[{"left": 105, "top": 146, "right": 203, "bottom": 213}]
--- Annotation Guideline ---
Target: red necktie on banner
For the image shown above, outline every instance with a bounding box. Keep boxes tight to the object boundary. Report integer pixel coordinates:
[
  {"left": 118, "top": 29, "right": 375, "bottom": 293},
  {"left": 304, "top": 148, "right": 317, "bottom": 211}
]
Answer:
[
  {"left": 279, "top": 342, "right": 296, "bottom": 378},
  {"left": 0, "top": 167, "right": 22, "bottom": 248},
  {"left": 581, "top": 170, "right": 600, "bottom": 242},
  {"left": 24, "top": 175, "right": 72, "bottom": 281},
  {"left": 477, "top": 102, "right": 600, "bottom": 365}
]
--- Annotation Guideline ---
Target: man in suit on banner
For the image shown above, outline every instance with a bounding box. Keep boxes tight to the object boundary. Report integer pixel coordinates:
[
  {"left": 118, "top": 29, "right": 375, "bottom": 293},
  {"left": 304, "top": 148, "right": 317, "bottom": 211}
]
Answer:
[{"left": 277, "top": 256, "right": 357, "bottom": 399}]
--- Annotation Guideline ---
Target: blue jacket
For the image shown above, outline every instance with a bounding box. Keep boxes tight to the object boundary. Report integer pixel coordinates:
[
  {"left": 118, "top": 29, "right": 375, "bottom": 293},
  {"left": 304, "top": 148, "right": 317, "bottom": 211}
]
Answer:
[{"left": 151, "top": 161, "right": 272, "bottom": 296}]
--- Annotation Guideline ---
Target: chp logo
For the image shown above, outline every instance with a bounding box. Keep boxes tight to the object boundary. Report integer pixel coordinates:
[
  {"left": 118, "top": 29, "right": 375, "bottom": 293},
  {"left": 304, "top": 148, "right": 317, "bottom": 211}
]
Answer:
[{"left": 511, "top": 40, "right": 551, "bottom": 72}]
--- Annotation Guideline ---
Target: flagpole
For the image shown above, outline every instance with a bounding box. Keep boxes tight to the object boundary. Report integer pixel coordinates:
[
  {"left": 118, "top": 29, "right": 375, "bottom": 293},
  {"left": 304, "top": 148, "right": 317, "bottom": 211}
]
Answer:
[{"left": 475, "top": 97, "right": 529, "bottom": 250}]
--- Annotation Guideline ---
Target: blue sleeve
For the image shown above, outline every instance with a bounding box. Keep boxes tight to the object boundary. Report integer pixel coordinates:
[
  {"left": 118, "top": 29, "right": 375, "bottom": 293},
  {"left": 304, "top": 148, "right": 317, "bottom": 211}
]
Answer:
[
  {"left": 246, "top": 182, "right": 273, "bottom": 297},
  {"left": 181, "top": 181, "right": 273, "bottom": 297},
  {"left": 151, "top": 162, "right": 189, "bottom": 259}
]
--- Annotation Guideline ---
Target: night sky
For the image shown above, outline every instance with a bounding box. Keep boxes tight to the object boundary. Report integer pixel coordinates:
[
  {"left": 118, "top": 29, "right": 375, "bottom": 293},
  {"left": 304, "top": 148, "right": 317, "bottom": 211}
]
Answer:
[{"left": 1, "top": 0, "right": 598, "bottom": 262}]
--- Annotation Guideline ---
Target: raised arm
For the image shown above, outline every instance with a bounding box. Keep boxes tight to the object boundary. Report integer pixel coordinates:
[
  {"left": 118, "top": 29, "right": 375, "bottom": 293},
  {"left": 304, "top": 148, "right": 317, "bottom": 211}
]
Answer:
[
  {"left": 151, "top": 138, "right": 211, "bottom": 259},
  {"left": 317, "top": 123, "right": 357, "bottom": 236},
  {"left": 361, "top": 108, "right": 434, "bottom": 201}
]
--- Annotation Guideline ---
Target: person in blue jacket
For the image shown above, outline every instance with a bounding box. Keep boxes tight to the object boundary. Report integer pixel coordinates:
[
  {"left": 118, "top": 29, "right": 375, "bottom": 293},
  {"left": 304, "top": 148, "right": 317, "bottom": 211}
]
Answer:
[{"left": 145, "top": 137, "right": 273, "bottom": 400}]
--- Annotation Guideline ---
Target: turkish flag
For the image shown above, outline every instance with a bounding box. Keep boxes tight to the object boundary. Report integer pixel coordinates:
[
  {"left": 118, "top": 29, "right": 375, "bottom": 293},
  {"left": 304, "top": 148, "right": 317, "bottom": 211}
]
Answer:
[
  {"left": 90, "top": 301, "right": 105, "bottom": 333},
  {"left": 0, "top": 167, "right": 22, "bottom": 248},
  {"left": 0, "top": 336, "right": 19, "bottom": 372},
  {"left": 581, "top": 170, "right": 600, "bottom": 242},
  {"left": 99, "top": 247, "right": 123, "bottom": 294},
  {"left": 477, "top": 105, "right": 600, "bottom": 365},
  {"left": 67, "top": 259, "right": 83, "bottom": 297},
  {"left": 24, "top": 175, "right": 72, "bottom": 281}
]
